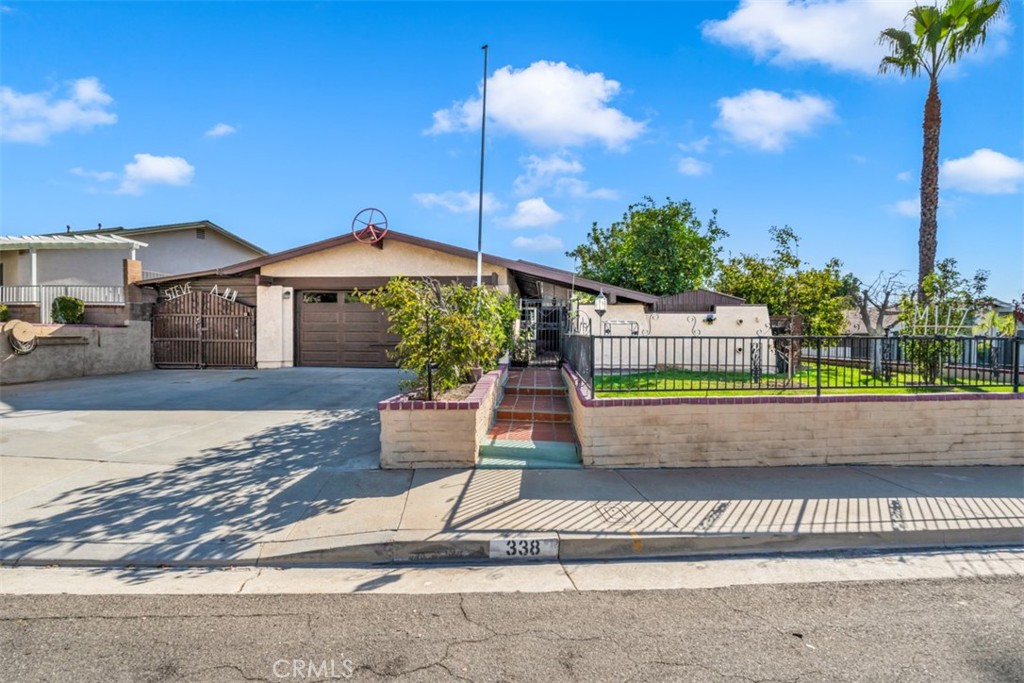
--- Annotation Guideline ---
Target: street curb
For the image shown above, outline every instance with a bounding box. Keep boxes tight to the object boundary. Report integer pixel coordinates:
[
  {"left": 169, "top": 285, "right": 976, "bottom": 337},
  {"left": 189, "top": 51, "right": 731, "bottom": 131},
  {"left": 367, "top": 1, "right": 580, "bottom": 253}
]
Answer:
[{"left": 4, "top": 527, "right": 1022, "bottom": 568}]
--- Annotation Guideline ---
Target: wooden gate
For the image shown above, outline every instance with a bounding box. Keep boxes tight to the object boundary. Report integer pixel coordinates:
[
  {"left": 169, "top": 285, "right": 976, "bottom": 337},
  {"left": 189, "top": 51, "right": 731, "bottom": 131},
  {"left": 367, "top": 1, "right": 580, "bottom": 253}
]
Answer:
[{"left": 152, "top": 290, "right": 256, "bottom": 369}]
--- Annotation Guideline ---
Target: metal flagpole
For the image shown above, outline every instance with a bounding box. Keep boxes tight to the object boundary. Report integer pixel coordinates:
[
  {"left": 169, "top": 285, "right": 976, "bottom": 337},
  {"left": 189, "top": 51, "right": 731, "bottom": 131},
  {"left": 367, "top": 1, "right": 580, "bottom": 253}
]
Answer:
[{"left": 476, "top": 44, "right": 489, "bottom": 287}]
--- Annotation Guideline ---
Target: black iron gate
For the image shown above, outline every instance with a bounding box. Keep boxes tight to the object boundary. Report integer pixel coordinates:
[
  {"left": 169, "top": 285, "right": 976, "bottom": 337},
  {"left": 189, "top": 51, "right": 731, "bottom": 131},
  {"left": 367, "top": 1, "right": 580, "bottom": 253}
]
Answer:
[
  {"left": 152, "top": 290, "right": 256, "bottom": 368},
  {"left": 519, "top": 298, "right": 568, "bottom": 367}
]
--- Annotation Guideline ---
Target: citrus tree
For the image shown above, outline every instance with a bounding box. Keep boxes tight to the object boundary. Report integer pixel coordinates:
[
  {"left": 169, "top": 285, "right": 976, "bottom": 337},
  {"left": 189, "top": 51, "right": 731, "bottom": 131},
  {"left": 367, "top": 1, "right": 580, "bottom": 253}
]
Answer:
[
  {"left": 897, "top": 258, "right": 988, "bottom": 383},
  {"left": 358, "top": 278, "right": 518, "bottom": 395}
]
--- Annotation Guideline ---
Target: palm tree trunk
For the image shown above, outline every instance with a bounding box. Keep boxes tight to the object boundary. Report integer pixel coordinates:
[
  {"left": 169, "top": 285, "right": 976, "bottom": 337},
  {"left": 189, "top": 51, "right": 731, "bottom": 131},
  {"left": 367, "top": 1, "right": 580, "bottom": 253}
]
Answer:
[{"left": 918, "top": 77, "right": 942, "bottom": 302}]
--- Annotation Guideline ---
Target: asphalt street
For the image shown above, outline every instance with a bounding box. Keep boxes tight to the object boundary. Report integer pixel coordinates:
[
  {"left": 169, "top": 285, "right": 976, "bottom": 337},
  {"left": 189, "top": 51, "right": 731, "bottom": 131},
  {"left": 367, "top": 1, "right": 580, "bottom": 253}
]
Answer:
[{"left": 2, "top": 576, "right": 1021, "bottom": 682}]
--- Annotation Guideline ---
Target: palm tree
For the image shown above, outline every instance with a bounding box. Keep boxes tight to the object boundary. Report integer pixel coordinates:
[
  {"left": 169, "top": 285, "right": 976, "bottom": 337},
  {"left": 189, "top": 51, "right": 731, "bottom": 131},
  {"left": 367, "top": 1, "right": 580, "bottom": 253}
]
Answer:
[{"left": 878, "top": 0, "right": 1004, "bottom": 301}]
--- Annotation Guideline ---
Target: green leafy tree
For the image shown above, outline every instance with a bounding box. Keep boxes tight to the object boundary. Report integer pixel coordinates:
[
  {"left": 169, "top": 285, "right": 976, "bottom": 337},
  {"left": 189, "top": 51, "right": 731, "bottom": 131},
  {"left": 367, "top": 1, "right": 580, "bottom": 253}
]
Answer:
[
  {"left": 566, "top": 196, "right": 726, "bottom": 296},
  {"left": 879, "top": 0, "right": 1004, "bottom": 298},
  {"left": 897, "top": 258, "right": 989, "bottom": 383},
  {"left": 716, "top": 226, "right": 849, "bottom": 336},
  {"left": 358, "top": 278, "right": 518, "bottom": 395}
]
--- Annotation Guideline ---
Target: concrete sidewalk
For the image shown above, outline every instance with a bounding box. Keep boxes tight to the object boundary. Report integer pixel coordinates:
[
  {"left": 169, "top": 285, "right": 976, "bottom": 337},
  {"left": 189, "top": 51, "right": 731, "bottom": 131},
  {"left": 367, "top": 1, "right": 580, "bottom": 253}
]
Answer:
[{"left": 2, "top": 464, "right": 1022, "bottom": 567}]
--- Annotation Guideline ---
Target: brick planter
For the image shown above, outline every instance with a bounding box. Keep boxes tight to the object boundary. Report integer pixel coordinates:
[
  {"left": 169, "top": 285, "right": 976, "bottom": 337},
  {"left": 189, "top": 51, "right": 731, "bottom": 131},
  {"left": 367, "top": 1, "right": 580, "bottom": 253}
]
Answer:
[
  {"left": 378, "top": 366, "right": 507, "bottom": 469},
  {"left": 562, "top": 365, "right": 1023, "bottom": 468}
]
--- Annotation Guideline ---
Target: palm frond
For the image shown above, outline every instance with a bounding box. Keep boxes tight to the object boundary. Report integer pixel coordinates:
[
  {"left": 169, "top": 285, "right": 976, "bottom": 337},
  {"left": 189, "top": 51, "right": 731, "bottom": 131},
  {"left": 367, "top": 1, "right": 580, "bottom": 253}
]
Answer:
[{"left": 878, "top": 28, "right": 921, "bottom": 76}]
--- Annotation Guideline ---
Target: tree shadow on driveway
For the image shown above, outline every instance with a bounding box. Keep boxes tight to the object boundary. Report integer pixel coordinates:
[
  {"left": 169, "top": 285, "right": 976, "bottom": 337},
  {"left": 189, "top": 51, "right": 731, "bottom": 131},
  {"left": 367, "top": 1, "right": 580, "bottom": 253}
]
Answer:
[{"left": 1, "top": 407, "right": 410, "bottom": 578}]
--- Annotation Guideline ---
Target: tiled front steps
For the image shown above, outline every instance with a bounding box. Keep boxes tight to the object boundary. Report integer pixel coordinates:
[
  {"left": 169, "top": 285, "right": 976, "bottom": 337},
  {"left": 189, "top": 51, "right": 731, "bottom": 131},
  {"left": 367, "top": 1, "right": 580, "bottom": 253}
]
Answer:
[{"left": 479, "top": 368, "right": 582, "bottom": 469}]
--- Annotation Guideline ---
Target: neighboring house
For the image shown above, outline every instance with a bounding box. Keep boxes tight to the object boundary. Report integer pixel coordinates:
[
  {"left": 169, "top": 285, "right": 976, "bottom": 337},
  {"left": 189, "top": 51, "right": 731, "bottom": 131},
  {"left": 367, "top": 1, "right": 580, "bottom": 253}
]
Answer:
[
  {"left": 44, "top": 220, "right": 267, "bottom": 283},
  {"left": 0, "top": 220, "right": 267, "bottom": 323}
]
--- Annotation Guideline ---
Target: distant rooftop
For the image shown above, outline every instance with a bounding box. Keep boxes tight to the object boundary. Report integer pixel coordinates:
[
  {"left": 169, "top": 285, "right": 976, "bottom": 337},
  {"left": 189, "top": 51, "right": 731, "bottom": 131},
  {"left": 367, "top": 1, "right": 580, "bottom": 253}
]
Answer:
[
  {"left": 43, "top": 220, "right": 268, "bottom": 256},
  {"left": 0, "top": 234, "right": 148, "bottom": 251}
]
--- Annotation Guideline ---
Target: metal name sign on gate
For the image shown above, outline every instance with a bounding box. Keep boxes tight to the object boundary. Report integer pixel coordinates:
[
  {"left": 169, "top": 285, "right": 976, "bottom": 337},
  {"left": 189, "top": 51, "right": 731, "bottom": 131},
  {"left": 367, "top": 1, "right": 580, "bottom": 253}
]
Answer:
[
  {"left": 165, "top": 282, "right": 192, "bottom": 300},
  {"left": 164, "top": 282, "right": 237, "bottom": 303}
]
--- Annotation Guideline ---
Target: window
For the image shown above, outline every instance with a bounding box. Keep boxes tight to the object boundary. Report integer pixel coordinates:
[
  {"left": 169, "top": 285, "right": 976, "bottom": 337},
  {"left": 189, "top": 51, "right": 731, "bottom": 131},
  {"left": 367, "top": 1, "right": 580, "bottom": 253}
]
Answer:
[{"left": 302, "top": 292, "right": 338, "bottom": 304}]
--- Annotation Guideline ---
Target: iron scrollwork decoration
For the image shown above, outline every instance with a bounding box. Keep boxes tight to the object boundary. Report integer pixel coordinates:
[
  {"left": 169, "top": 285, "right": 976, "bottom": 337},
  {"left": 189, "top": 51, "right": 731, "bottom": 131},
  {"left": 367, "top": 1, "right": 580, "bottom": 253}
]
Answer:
[
  {"left": 882, "top": 336, "right": 893, "bottom": 383},
  {"left": 751, "top": 341, "right": 762, "bottom": 384},
  {"left": 640, "top": 312, "right": 658, "bottom": 336},
  {"left": 686, "top": 315, "right": 702, "bottom": 336}
]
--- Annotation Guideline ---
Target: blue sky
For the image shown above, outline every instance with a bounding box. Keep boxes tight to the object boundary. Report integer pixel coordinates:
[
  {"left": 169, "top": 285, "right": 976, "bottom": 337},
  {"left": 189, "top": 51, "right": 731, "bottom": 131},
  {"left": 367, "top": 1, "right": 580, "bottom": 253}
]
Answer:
[{"left": 2, "top": 1, "right": 1022, "bottom": 297}]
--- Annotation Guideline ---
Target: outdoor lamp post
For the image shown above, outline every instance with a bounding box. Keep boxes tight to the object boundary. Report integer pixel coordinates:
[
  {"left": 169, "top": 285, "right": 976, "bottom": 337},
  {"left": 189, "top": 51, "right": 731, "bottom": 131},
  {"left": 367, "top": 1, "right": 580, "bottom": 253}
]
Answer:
[{"left": 595, "top": 290, "right": 607, "bottom": 335}]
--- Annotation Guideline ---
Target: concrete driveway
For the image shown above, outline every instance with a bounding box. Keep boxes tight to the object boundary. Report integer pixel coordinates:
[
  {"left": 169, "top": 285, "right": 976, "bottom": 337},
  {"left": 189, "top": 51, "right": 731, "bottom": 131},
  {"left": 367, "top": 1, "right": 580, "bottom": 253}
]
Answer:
[{"left": 0, "top": 368, "right": 406, "bottom": 562}]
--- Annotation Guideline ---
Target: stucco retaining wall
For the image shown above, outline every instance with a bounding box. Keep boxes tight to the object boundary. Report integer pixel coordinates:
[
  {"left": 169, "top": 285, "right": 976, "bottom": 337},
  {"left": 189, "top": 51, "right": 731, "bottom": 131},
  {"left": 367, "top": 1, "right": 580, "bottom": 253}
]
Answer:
[
  {"left": 0, "top": 322, "right": 153, "bottom": 385},
  {"left": 562, "top": 366, "right": 1023, "bottom": 468},
  {"left": 378, "top": 366, "right": 506, "bottom": 468}
]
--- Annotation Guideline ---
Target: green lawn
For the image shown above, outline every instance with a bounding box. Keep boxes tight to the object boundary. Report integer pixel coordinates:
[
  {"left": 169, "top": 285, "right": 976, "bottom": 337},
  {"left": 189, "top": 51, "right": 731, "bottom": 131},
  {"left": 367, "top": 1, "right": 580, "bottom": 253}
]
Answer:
[{"left": 593, "top": 363, "right": 1014, "bottom": 398}]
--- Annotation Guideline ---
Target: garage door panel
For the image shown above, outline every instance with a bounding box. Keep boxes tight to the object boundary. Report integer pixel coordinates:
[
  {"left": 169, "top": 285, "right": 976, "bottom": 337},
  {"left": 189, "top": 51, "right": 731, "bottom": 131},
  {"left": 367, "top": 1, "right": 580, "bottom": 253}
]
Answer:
[
  {"left": 303, "top": 332, "right": 340, "bottom": 343},
  {"left": 301, "top": 312, "right": 341, "bottom": 325},
  {"left": 297, "top": 292, "right": 396, "bottom": 367}
]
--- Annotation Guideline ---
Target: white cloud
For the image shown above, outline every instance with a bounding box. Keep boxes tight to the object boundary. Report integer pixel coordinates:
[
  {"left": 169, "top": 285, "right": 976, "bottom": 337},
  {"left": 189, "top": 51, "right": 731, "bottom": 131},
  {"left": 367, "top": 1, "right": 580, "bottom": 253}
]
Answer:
[
  {"left": 413, "top": 190, "right": 502, "bottom": 214},
  {"left": 555, "top": 177, "right": 618, "bottom": 200},
  {"left": 513, "top": 153, "right": 583, "bottom": 194},
  {"left": 714, "top": 89, "right": 835, "bottom": 152},
  {"left": 679, "top": 136, "right": 711, "bottom": 153},
  {"left": 428, "top": 60, "right": 645, "bottom": 150},
  {"left": 502, "top": 198, "right": 564, "bottom": 228},
  {"left": 513, "top": 234, "right": 564, "bottom": 252},
  {"left": 1, "top": 76, "right": 117, "bottom": 143},
  {"left": 678, "top": 157, "right": 712, "bottom": 176},
  {"left": 512, "top": 152, "right": 617, "bottom": 199},
  {"left": 941, "top": 148, "right": 1024, "bottom": 194},
  {"left": 70, "top": 167, "right": 117, "bottom": 182},
  {"left": 205, "top": 122, "right": 237, "bottom": 138},
  {"left": 897, "top": 171, "right": 912, "bottom": 182},
  {"left": 117, "top": 154, "right": 195, "bottom": 195},
  {"left": 892, "top": 197, "right": 920, "bottom": 217},
  {"left": 703, "top": 0, "right": 915, "bottom": 75}
]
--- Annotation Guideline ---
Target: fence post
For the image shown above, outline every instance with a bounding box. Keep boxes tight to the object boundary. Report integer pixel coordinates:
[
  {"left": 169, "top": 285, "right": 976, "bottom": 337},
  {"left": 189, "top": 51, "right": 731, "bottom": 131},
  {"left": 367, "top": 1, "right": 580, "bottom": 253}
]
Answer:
[
  {"left": 815, "top": 337, "right": 822, "bottom": 397},
  {"left": 589, "top": 333, "right": 596, "bottom": 399},
  {"left": 1014, "top": 337, "right": 1021, "bottom": 394}
]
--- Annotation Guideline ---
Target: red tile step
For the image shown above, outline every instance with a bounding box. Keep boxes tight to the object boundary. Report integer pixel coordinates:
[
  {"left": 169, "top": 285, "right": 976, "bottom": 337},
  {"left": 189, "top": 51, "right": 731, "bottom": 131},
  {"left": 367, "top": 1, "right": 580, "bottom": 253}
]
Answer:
[
  {"left": 478, "top": 368, "right": 581, "bottom": 469},
  {"left": 503, "top": 368, "right": 566, "bottom": 396},
  {"left": 496, "top": 393, "right": 572, "bottom": 423},
  {"left": 486, "top": 419, "right": 576, "bottom": 443}
]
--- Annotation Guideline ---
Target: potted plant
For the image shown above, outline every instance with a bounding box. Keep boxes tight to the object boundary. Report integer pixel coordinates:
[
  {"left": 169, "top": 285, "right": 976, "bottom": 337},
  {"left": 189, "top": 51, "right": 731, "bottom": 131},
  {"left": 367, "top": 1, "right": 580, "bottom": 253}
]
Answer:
[{"left": 510, "top": 333, "right": 536, "bottom": 368}]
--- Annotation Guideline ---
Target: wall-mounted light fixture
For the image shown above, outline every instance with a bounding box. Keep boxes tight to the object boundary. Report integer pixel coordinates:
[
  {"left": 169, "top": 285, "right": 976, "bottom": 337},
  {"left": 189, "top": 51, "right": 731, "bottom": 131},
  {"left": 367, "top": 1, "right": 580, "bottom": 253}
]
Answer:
[
  {"left": 705, "top": 313, "right": 716, "bottom": 323},
  {"left": 595, "top": 290, "right": 608, "bottom": 318},
  {"left": 282, "top": 290, "right": 291, "bottom": 300}
]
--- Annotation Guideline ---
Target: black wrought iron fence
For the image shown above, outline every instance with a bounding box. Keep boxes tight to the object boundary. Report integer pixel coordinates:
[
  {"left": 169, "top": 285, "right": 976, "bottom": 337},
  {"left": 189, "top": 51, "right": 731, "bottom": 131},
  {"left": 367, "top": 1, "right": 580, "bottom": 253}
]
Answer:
[{"left": 561, "top": 333, "right": 1022, "bottom": 397}]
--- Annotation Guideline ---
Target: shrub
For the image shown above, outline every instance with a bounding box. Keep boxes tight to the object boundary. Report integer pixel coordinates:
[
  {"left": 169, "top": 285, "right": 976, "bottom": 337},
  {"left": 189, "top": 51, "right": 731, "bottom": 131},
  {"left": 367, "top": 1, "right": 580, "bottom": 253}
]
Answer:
[
  {"left": 359, "top": 278, "right": 518, "bottom": 395},
  {"left": 0, "top": 303, "right": 8, "bottom": 322},
  {"left": 51, "top": 296, "right": 85, "bottom": 324}
]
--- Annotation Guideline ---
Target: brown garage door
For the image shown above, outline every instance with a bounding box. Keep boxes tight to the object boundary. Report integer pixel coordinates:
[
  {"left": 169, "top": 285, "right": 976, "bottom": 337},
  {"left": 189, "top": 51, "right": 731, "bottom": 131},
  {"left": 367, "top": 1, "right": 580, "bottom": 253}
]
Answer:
[{"left": 296, "top": 291, "right": 399, "bottom": 367}]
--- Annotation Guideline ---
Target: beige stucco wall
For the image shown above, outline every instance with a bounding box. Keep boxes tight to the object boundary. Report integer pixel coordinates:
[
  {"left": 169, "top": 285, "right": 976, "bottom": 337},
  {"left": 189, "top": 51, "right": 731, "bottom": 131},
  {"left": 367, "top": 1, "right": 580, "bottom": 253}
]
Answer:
[
  {"left": 256, "top": 285, "right": 295, "bottom": 369},
  {"left": 564, "top": 369, "right": 1023, "bottom": 468},
  {"left": 262, "top": 239, "right": 510, "bottom": 291},
  {"left": 1, "top": 251, "right": 22, "bottom": 285},
  {"left": 0, "top": 322, "right": 153, "bottom": 385},
  {"left": 379, "top": 368, "right": 505, "bottom": 468},
  {"left": 574, "top": 303, "right": 774, "bottom": 371}
]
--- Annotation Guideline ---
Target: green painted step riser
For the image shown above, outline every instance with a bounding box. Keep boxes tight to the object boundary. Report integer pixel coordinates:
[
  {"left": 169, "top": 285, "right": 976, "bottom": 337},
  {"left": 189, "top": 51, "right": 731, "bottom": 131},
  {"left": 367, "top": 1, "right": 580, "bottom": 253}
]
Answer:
[
  {"left": 477, "top": 458, "right": 583, "bottom": 470},
  {"left": 479, "top": 444, "right": 580, "bottom": 464}
]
